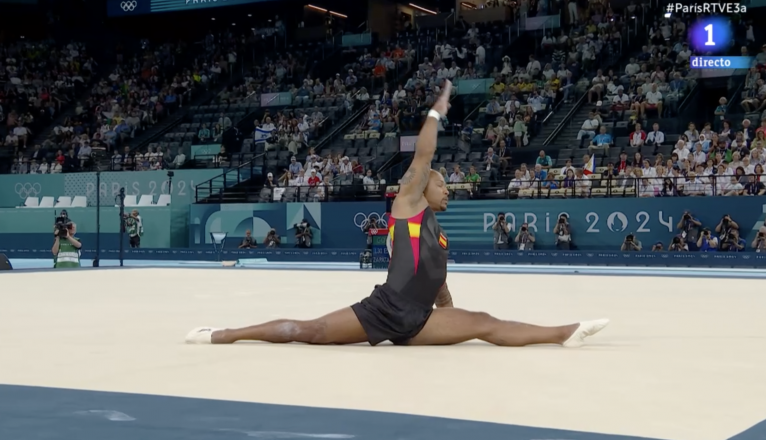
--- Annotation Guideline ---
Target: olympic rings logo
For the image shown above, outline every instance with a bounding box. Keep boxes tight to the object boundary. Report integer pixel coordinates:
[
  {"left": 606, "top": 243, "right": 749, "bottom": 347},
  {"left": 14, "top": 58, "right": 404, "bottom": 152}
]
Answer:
[
  {"left": 353, "top": 212, "right": 388, "bottom": 231},
  {"left": 15, "top": 182, "right": 42, "bottom": 199},
  {"left": 120, "top": 1, "right": 137, "bottom": 11}
]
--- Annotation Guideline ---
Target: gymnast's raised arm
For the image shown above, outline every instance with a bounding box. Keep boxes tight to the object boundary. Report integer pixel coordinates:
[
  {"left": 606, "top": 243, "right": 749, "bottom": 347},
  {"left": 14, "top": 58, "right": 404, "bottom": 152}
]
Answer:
[{"left": 393, "top": 80, "right": 452, "bottom": 215}]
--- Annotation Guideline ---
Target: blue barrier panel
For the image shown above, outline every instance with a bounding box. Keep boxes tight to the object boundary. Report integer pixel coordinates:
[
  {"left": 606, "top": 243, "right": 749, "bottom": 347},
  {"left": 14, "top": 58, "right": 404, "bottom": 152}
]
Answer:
[
  {"left": 436, "top": 198, "right": 766, "bottom": 249},
  {"left": 189, "top": 201, "right": 387, "bottom": 248},
  {"left": 3, "top": 248, "right": 766, "bottom": 268}
]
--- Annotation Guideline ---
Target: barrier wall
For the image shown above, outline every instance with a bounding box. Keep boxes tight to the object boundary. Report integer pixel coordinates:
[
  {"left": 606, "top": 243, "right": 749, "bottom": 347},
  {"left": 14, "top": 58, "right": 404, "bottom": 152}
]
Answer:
[
  {"left": 437, "top": 198, "right": 766, "bottom": 249},
  {"left": 0, "top": 170, "right": 220, "bottom": 208},
  {"left": 0, "top": 206, "right": 186, "bottom": 250},
  {"left": 4, "top": 198, "right": 766, "bottom": 252},
  {"left": 191, "top": 198, "right": 766, "bottom": 251},
  {"left": 2, "top": 248, "right": 765, "bottom": 268},
  {"left": 189, "top": 201, "right": 386, "bottom": 248}
]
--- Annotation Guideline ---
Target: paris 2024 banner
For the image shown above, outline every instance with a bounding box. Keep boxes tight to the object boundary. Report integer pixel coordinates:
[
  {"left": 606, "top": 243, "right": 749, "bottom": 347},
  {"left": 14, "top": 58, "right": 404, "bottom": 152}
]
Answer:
[{"left": 190, "top": 198, "right": 766, "bottom": 251}]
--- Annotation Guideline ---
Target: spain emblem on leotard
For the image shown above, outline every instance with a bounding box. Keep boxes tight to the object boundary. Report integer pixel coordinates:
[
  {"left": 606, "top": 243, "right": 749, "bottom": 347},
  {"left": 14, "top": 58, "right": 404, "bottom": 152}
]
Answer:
[{"left": 438, "top": 232, "right": 448, "bottom": 249}]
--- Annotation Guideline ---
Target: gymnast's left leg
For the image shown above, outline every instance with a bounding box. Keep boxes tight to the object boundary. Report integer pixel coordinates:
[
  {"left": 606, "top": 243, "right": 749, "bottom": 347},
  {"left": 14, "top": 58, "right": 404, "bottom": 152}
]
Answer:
[
  {"left": 408, "top": 308, "right": 609, "bottom": 347},
  {"left": 185, "top": 307, "right": 369, "bottom": 345}
]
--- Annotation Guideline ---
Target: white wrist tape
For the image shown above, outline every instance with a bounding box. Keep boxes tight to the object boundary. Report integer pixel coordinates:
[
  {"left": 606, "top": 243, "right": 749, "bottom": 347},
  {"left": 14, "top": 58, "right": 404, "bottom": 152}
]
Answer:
[{"left": 427, "top": 109, "right": 442, "bottom": 121}]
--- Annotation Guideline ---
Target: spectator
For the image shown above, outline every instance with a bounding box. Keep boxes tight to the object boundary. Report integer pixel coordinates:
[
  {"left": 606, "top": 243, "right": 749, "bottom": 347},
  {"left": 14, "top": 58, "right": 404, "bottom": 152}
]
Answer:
[
  {"left": 577, "top": 110, "right": 600, "bottom": 147},
  {"left": 589, "top": 126, "right": 612, "bottom": 154},
  {"left": 171, "top": 148, "right": 186, "bottom": 169}
]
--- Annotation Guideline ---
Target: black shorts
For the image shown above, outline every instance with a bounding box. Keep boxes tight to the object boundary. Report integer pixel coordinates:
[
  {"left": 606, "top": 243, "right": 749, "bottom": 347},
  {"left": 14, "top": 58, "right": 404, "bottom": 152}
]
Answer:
[
  {"left": 129, "top": 235, "right": 140, "bottom": 248},
  {"left": 351, "top": 284, "right": 433, "bottom": 346}
]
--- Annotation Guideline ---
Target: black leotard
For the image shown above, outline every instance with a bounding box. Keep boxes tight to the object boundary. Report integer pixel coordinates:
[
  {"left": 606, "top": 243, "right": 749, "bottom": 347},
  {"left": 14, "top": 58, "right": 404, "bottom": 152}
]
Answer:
[{"left": 351, "top": 207, "right": 449, "bottom": 345}]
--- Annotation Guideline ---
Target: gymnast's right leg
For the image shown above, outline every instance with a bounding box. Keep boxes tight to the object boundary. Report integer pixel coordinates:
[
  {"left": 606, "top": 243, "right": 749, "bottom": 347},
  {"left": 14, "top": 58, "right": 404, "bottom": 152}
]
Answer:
[{"left": 186, "top": 307, "right": 369, "bottom": 345}]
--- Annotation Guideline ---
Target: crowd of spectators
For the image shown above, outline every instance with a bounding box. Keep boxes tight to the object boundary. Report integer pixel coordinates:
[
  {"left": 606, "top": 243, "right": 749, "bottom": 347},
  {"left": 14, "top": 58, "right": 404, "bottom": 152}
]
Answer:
[
  {"left": 463, "top": 7, "right": 625, "bottom": 154},
  {"left": 2, "top": 40, "right": 94, "bottom": 174},
  {"left": 8, "top": 30, "right": 245, "bottom": 174}
]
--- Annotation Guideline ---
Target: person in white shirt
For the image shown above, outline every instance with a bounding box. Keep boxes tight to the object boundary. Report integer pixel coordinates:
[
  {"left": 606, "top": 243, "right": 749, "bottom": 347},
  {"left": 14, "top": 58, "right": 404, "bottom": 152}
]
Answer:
[
  {"left": 447, "top": 62, "right": 460, "bottom": 79},
  {"left": 560, "top": 159, "right": 575, "bottom": 176},
  {"left": 172, "top": 148, "right": 186, "bottom": 169},
  {"left": 639, "top": 177, "right": 655, "bottom": 197},
  {"left": 475, "top": 44, "right": 486, "bottom": 65},
  {"left": 623, "top": 58, "right": 640, "bottom": 82},
  {"left": 672, "top": 141, "right": 690, "bottom": 162},
  {"left": 706, "top": 174, "right": 726, "bottom": 196},
  {"left": 685, "top": 172, "right": 705, "bottom": 196},
  {"left": 577, "top": 111, "right": 600, "bottom": 141},
  {"left": 393, "top": 85, "right": 407, "bottom": 101},
  {"left": 362, "top": 170, "right": 376, "bottom": 191},
  {"left": 742, "top": 156, "right": 755, "bottom": 174},
  {"left": 646, "top": 123, "right": 665, "bottom": 146},
  {"left": 574, "top": 169, "right": 591, "bottom": 197},
  {"left": 724, "top": 176, "right": 743, "bottom": 196},
  {"left": 526, "top": 55, "right": 541, "bottom": 76},
  {"left": 527, "top": 92, "right": 544, "bottom": 113},
  {"left": 339, "top": 156, "right": 353, "bottom": 175},
  {"left": 676, "top": 43, "right": 692, "bottom": 64},
  {"left": 294, "top": 170, "right": 307, "bottom": 186},
  {"left": 449, "top": 165, "right": 465, "bottom": 183},
  {"left": 729, "top": 151, "right": 744, "bottom": 170},
  {"left": 690, "top": 143, "right": 706, "bottom": 167},
  {"left": 508, "top": 170, "right": 524, "bottom": 191},
  {"left": 670, "top": 167, "right": 686, "bottom": 191},
  {"left": 644, "top": 84, "right": 663, "bottom": 116}
]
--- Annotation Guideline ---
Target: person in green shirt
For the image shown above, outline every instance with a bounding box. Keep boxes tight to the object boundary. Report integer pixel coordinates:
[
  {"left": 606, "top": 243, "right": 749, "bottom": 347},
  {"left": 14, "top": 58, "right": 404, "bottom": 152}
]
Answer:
[
  {"left": 465, "top": 165, "right": 481, "bottom": 197},
  {"left": 124, "top": 210, "right": 143, "bottom": 248},
  {"left": 52, "top": 222, "right": 82, "bottom": 268}
]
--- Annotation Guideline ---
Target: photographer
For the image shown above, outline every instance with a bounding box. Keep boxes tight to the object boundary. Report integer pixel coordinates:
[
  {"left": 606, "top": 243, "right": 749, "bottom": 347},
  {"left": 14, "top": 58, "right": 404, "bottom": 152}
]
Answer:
[
  {"left": 514, "top": 222, "right": 535, "bottom": 250},
  {"left": 752, "top": 230, "right": 766, "bottom": 252},
  {"left": 294, "top": 219, "right": 313, "bottom": 248},
  {"left": 239, "top": 229, "right": 257, "bottom": 249},
  {"left": 696, "top": 228, "right": 719, "bottom": 252},
  {"left": 676, "top": 211, "right": 702, "bottom": 251},
  {"left": 363, "top": 215, "right": 380, "bottom": 250},
  {"left": 715, "top": 214, "right": 739, "bottom": 251},
  {"left": 651, "top": 241, "right": 664, "bottom": 251},
  {"left": 264, "top": 228, "right": 281, "bottom": 248},
  {"left": 52, "top": 218, "right": 82, "bottom": 268},
  {"left": 492, "top": 213, "right": 510, "bottom": 249},
  {"left": 553, "top": 214, "right": 572, "bottom": 250},
  {"left": 721, "top": 229, "right": 746, "bottom": 252},
  {"left": 668, "top": 236, "right": 688, "bottom": 251},
  {"left": 123, "top": 210, "right": 143, "bottom": 248},
  {"left": 620, "top": 233, "right": 642, "bottom": 251}
]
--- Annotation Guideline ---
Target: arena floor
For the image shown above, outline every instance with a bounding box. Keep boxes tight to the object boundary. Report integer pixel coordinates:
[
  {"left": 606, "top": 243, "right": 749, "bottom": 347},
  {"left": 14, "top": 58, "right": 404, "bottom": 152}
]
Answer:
[{"left": 1, "top": 267, "right": 765, "bottom": 440}]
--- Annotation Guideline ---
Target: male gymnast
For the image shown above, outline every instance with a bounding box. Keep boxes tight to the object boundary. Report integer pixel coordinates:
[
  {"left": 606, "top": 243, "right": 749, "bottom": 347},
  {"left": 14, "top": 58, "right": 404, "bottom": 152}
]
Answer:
[{"left": 186, "top": 79, "right": 609, "bottom": 347}]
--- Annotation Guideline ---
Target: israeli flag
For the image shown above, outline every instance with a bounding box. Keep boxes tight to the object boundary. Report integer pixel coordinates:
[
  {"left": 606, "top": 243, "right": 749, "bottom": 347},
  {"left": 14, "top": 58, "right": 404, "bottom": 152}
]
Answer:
[{"left": 254, "top": 127, "right": 272, "bottom": 143}]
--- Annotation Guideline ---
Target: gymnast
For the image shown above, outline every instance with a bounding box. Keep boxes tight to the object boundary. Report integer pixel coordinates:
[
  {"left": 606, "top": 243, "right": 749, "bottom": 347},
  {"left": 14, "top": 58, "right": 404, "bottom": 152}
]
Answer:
[{"left": 186, "top": 80, "right": 609, "bottom": 347}]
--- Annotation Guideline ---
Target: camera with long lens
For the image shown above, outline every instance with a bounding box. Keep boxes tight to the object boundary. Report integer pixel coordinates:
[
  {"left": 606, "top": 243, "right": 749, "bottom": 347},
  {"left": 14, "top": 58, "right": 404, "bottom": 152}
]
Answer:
[{"left": 55, "top": 215, "right": 72, "bottom": 236}]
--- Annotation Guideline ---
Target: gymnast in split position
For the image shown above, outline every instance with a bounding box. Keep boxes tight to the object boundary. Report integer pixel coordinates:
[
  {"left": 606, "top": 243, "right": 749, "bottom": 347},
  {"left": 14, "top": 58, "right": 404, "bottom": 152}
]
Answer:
[{"left": 186, "top": 80, "right": 609, "bottom": 347}]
